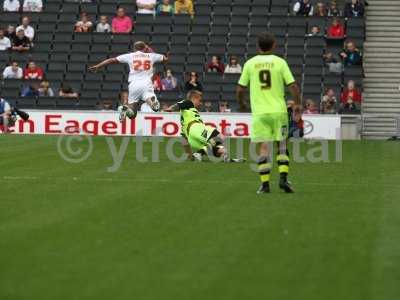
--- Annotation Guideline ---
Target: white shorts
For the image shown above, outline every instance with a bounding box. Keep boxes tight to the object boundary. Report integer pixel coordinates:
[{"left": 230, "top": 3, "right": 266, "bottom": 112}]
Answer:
[{"left": 128, "top": 82, "right": 157, "bottom": 104}]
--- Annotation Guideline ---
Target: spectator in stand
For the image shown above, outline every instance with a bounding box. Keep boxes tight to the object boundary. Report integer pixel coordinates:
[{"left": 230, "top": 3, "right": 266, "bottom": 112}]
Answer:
[
  {"left": 307, "top": 26, "right": 323, "bottom": 37},
  {"left": 340, "top": 80, "right": 362, "bottom": 113},
  {"left": 22, "top": 0, "right": 42, "bottom": 12},
  {"left": 323, "top": 52, "right": 342, "bottom": 74},
  {"left": 96, "top": 15, "right": 111, "bottom": 33},
  {"left": 3, "top": 0, "right": 20, "bottom": 12},
  {"left": 344, "top": 0, "right": 364, "bottom": 18},
  {"left": 327, "top": 17, "right": 345, "bottom": 39},
  {"left": 38, "top": 80, "right": 54, "bottom": 97},
  {"left": 21, "top": 82, "right": 39, "bottom": 97},
  {"left": 293, "top": 0, "right": 313, "bottom": 16},
  {"left": 118, "top": 91, "right": 129, "bottom": 107},
  {"left": 184, "top": 72, "right": 203, "bottom": 92},
  {"left": 321, "top": 88, "right": 337, "bottom": 114},
  {"left": 340, "top": 41, "right": 362, "bottom": 66},
  {"left": 12, "top": 29, "right": 31, "bottom": 52},
  {"left": 23, "top": 61, "right": 44, "bottom": 80},
  {"left": 175, "top": 0, "right": 194, "bottom": 17},
  {"left": 328, "top": 0, "right": 342, "bottom": 17},
  {"left": 0, "top": 29, "right": 12, "bottom": 51},
  {"left": 204, "top": 101, "right": 213, "bottom": 112},
  {"left": 161, "top": 69, "right": 178, "bottom": 91},
  {"left": 112, "top": 7, "right": 133, "bottom": 33},
  {"left": 156, "top": 0, "right": 174, "bottom": 15},
  {"left": 152, "top": 72, "right": 163, "bottom": 92},
  {"left": 98, "top": 100, "right": 114, "bottom": 111},
  {"left": 219, "top": 101, "right": 231, "bottom": 113},
  {"left": 314, "top": 2, "right": 327, "bottom": 17},
  {"left": 207, "top": 55, "right": 224, "bottom": 74},
  {"left": 136, "top": 0, "right": 156, "bottom": 14},
  {"left": 74, "top": 12, "right": 93, "bottom": 33},
  {"left": 304, "top": 99, "right": 319, "bottom": 114},
  {"left": 59, "top": 82, "right": 79, "bottom": 99},
  {"left": 16, "top": 16, "right": 34, "bottom": 41},
  {"left": 5, "top": 25, "right": 16, "bottom": 40},
  {"left": 2, "top": 61, "right": 23, "bottom": 79},
  {"left": 224, "top": 55, "right": 242, "bottom": 74}
]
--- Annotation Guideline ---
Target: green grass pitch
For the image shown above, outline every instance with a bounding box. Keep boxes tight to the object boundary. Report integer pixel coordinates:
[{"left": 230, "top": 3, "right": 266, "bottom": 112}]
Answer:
[{"left": 0, "top": 135, "right": 399, "bottom": 300}]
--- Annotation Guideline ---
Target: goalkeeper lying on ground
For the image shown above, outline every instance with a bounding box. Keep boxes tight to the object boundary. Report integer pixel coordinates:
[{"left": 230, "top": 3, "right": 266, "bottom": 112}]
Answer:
[{"left": 164, "top": 90, "right": 244, "bottom": 162}]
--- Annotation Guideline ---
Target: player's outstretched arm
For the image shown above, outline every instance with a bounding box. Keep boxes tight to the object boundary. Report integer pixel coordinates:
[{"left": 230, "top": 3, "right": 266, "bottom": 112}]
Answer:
[
  {"left": 88, "top": 57, "right": 119, "bottom": 72},
  {"left": 236, "top": 84, "right": 249, "bottom": 112}
]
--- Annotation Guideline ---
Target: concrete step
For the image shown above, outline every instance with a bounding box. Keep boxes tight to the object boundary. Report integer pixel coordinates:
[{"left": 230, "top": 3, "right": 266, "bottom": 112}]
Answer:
[
  {"left": 366, "top": 37, "right": 400, "bottom": 43},
  {"left": 364, "top": 78, "right": 399, "bottom": 83},
  {"left": 367, "top": 31, "right": 400, "bottom": 37},
  {"left": 365, "top": 73, "right": 400, "bottom": 78},
  {"left": 363, "top": 81, "right": 398, "bottom": 87},
  {"left": 367, "top": 6, "right": 400, "bottom": 11},
  {"left": 364, "top": 41, "right": 400, "bottom": 48},
  {"left": 362, "top": 103, "right": 400, "bottom": 109},
  {"left": 362, "top": 107, "right": 400, "bottom": 113}
]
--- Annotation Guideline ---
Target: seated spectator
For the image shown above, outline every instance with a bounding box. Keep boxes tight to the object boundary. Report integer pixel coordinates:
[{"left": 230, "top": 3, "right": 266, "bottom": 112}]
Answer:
[
  {"left": 175, "top": 0, "right": 194, "bottom": 17},
  {"left": 98, "top": 100, "right": 114, "bottom": 111},
  {"left": 161, "top": 69, "right": 178, "bottom": 91},
  {"left": 136, "top": 0, "right": 156, "bottom": 14},
  {"left": 340, "top": 41, "right": 362, "bottom": 66},
  {"left": 0, "top": 29, "right": 11, "bottom": 51},
  {"left": 344, "top": 0, "right": 364, "bottom": 18},
  {"left": 327, "top": 18, "right": 345, "bottom": 39},
  {"left": 307, "top": 26, "right": 323, "bottom": 37},
  {"left": 21, "top": 82, "right": 39, "bottom": 97},
  {"left": 327, "top": 0, "right": 341, "bottom": 17},
  {"left": 204, "top": 101, "right": 213, "bottom": 112},
  {"left": 112, "top": 7, "right": 133, "bottom": 33},
  {"left": 323, "top": 52, "right": 342, "bottom": 74},
  {"left": 59, "top": 82, "right": 79, "bottom": 99},
  {"left": 12, "top": 29, "right": 31, "bottom": 52},
  {"left": 152, "top": 73, "right": 162, "bottom": 92},
  {"left": 321, "top": 88, "right": 337, "bottom": 114},
  {"left": 219, "top": 101, "right": 231, "bottom": 113},
  {"left": 207, "top": 55, "right": 224, "bottom": 74},
  {"left": 3, "top": 0, "right": 20, "bottom": 12},
  {"left": 75, "top": 12, "right": 93, "bottom": 33},
  {"left": 314, "top": 2, "right": 327, "bottom": 17},
  {"left": 118, "top": 91, "right": 129, "bottom": 106},
  {"left": 5, "top": 25, "right": 16, "bottom": 40},
  {"left": 157, "top": 0, "right": 174, "bottom": 15},
  {"left": 38, "top": 80, "right": 54, "bottom": 97},
  {"left": 184, "top": 72, "right": 203, "bottom": 92},
  {"left": 16, "top": 16, "right": 34, "bottom": 41},
  {"left": 96, "top": 15, "right": 111, "bottom": 33},
  {"left": 224, "top": 56, "right": 242, "bottom": 74},
  {"left": 293, "top": 0, "right": 313, "bottom": 16},
  {"left": 2, "top": 61, "right": 23, "bottom": 79},
  {"left": 22, "top": 0, "right": 42, "bottom": 12},
  {"left": 340, "top": 80, "right": 362, "bottom": 113},
  {"left": 304, "top": 99, "right": 319, "bottom": 114},
  {"left": 23, "top": 61, "right": 44, "bottom": 80}
]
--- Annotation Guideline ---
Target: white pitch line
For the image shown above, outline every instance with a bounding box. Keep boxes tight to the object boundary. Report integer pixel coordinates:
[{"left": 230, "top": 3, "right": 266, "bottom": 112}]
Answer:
[{"left": 0, "top": 175, "right": 398, "bottom": 189}]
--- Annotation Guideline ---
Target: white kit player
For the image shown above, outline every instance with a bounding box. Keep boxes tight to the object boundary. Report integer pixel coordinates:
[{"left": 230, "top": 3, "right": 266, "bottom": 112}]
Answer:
[{"left": 88, "top": 41, "right": 168, "bottom": 121}]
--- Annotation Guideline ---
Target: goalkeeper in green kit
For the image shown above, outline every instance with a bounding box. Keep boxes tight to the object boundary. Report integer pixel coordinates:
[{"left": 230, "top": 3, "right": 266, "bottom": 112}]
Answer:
[
  {"left": 164, "top": 90, "right": 244, "bottom": 163},
  {"left": 237, "top": 32, "right": 302, "bottom": 194}
]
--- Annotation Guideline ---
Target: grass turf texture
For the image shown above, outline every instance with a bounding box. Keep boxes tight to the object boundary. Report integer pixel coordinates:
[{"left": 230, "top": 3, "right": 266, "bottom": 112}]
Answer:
[{"left": 0, "top": 135, "right": 399, "bottom": 300}]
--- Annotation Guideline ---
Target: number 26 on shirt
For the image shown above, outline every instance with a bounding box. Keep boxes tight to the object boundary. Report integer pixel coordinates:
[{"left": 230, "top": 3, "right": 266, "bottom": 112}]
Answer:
[{"left": 133, "top": 60, "right": 151, "bottom": 71}]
